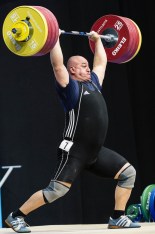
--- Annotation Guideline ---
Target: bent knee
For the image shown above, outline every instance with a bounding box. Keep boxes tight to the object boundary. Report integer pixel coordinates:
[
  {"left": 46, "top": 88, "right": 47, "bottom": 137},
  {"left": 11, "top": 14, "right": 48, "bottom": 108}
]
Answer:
[
  {"left": 43, "top": 180, "right": 70, "bottom": 203},
  {"left": 117, "top": 165, "right": 136, "bottom": 189}
]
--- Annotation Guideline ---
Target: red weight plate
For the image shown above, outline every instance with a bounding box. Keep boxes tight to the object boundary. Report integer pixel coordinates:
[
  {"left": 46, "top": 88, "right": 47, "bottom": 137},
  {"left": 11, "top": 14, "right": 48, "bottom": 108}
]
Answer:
[
  {"left": 33, "top": 6, "right": 52, "bottom": 56},
  {"left": 34, "top": 6, "right": 59, "bottom": 56},
  {"left": 122, "top": 18, "right": 142, "bottom": 63},
  {"left": 39, "top": 6, "right": 59, "bottom": 55},
  {"left": 46, "top": 9, "right": 59, "bottom": 53},
  {"left": 117, "top": 17, "right": 140, "bottom": 63},
  {"left": 89, "top": 15, "right": 131, "bottom": 63},
  {"left": 33, "top": 6, "right": 59, "bottom": 56}
]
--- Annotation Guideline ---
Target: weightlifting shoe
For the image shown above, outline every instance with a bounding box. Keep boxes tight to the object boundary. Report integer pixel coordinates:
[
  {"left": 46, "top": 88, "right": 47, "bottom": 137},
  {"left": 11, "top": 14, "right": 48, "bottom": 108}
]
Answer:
[
  {"left": 108, "top": 215, "right": 141, "bottom": 229},
  {"left": 5, "top": 212, "right": 31, "bottom": 233}
]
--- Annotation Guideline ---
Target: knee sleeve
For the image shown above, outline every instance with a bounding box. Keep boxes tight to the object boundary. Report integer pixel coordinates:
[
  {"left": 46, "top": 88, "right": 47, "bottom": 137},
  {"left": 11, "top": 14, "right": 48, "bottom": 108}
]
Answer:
[
  {"left": 42, "top": 180, "right": 69, "bottom": 203},
  {"left": 117, "top": 165, "right": 136, "bottom": 189}
]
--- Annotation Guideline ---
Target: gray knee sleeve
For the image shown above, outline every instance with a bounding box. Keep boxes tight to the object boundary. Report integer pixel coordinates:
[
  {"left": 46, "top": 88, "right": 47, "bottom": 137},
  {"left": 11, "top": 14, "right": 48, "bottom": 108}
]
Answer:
[
  {"left": 43, "top": 180, "right": 69, "bottom": 203},
  {"left": 117, "top": 165, "right": 136, "bottom": 189}
]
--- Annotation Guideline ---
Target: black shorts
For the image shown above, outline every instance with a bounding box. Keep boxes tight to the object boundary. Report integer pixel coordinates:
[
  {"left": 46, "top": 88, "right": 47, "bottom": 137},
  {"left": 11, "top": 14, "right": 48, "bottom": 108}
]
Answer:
[{"left": 52, "top": 146, "right": 128, "bottom": 183}]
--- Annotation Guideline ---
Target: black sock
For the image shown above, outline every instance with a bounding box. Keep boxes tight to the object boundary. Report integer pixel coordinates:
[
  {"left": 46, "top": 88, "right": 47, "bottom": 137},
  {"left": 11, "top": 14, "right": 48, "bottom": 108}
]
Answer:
[
  {"left": 111, "top": 210, "right": 125, "bottom": 219},
  {"left": 12, "top": 209, "right": 26, "bottom": 218}
]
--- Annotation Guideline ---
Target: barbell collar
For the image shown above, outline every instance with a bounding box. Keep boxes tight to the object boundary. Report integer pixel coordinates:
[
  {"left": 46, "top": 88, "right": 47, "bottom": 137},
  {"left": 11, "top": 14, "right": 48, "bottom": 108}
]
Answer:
[{"left": 60, "top": 30, "right": 118, "bottom": 43}]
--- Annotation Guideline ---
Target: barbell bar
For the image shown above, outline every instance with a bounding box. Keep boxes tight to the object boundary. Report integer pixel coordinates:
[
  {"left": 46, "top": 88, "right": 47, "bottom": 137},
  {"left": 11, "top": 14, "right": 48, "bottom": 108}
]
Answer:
[
  {"left": 11, "top": 28, "right": 118, "bottom": 43},
  {"left": 2, "top": 5, "right": 142, "bottom": 63},
  {"left": 60, "top": 30, "right": 118, "bottom": 43}
]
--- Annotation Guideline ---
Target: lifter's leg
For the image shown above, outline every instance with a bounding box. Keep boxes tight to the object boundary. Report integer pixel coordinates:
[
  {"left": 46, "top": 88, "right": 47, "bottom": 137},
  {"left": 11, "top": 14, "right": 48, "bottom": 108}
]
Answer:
[
  {"left": 19, "top": 181, "right": 71, "bottom": 215},
  {"left": 5, "top": 181, "right": 71, "bottom": 233},
  {"left": 87, "top": 147, "right": 141, "bottom": 228},
  {"left": 108, "top": 163, "right": 141, "bottom": 228},
  {"left": 114, "top": 163, "right": 132, "bottom": 211}
]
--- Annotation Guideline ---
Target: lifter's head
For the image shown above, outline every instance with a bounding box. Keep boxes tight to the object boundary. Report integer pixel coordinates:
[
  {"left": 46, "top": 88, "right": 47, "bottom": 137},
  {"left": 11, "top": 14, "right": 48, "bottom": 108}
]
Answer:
[{"left": 67, "top": 55, "right": 91, "bottom": 82}]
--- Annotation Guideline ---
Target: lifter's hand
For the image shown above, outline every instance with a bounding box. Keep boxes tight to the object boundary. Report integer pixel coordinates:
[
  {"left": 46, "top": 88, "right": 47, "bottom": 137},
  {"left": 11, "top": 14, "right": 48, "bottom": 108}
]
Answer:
[
  {"left": 88, "top": 31, "right": 100, "bottom": 42},
  {"left": 59, "top": 29, "right": 62, "bottom": 36}
]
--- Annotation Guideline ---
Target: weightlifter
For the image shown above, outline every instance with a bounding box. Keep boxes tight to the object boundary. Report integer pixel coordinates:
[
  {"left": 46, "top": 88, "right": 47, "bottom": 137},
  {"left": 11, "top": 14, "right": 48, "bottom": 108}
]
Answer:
[{"left": 5, "top": 31, "right": 141, "bottom": 233}]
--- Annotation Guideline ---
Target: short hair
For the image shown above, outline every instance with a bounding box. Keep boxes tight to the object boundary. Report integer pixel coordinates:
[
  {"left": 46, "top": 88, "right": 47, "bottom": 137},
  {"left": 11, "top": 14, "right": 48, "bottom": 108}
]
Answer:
[{"left": 67, "top": 55, "right": 87, "bottom": 71}]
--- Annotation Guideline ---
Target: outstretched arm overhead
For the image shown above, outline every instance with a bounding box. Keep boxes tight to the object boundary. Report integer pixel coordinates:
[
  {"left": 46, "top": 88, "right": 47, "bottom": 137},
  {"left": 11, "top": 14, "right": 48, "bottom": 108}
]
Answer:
[
  {"left": 89, "top": 31, "right": 107, "bottom": 86},
  {"left": 50, "top": 31, "right": 69, "bottom": 87}
]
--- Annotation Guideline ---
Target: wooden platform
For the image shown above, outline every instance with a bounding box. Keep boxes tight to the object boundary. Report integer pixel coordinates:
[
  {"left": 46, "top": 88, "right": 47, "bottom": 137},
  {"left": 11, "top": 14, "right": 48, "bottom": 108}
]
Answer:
[{"left": 0, "top": 223, "right": 155, "bottom": 234}]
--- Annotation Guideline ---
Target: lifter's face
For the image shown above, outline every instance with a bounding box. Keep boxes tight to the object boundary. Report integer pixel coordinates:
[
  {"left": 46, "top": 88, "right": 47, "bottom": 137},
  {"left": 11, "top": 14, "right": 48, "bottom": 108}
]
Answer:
[{"left": 69, "top": 57, "right": 91, "bottom": 82}]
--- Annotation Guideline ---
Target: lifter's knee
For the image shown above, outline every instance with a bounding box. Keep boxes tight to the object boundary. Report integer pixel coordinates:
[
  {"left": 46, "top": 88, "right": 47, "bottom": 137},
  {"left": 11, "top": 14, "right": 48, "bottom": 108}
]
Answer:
[
  {"left": 117, "top": 165, "right": 136, "bottom": 189},
  {"left": 42, "top": 180, "right": 70, "bottom": 203}
]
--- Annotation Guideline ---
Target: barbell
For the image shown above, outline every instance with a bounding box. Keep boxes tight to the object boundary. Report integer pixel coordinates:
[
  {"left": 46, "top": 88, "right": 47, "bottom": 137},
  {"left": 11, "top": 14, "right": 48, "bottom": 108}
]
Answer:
[{"left": 2, "top": 5, "right": 142, "bottom": 63}]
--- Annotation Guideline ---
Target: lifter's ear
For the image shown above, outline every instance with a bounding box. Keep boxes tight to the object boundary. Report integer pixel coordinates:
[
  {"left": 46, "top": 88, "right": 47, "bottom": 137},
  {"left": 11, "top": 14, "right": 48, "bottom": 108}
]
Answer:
[{"left": 70, "top": 67, "right": 75, "bottom": 75}]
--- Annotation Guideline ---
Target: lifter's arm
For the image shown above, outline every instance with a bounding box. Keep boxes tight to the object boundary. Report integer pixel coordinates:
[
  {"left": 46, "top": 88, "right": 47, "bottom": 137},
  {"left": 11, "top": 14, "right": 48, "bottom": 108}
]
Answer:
[
  {"left": 50, "top": 34, "right": 69, "bottom": 87},
  {"left": 90, "top": 31, "right": 107, "bottom": 86}
]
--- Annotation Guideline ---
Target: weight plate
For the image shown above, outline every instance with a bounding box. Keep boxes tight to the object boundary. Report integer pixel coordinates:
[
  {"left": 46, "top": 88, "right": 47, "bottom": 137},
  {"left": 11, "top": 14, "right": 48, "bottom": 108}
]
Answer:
[
  {"left": 149, "top": 188, "right": 155, "bottom": 221},
  {"left": 3, "top": 5, "right": 48, "bottom": 56},
  {"left": 89, "top": 14, "right": 142, "bottom": 63},
  {"left": 122, "top": 18, "right": 142, "bottom": 63},
  {"left": 141, "top": 184, "right": 155, "bottom": 221},
  {"left": 89, "top": 15, "right": 130, "bottom": 63},
  {"left": 33, "top": 6, "right": 59, "bottom": 56},
  {"left": 116, "top": 17, "right": 139, "bottom": 63},
  {"left": 126, "top": 204, "right": 143, "bottom": 222},
  {"left": 126, "top": 204, "right": 139, "bottom": 220}
]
